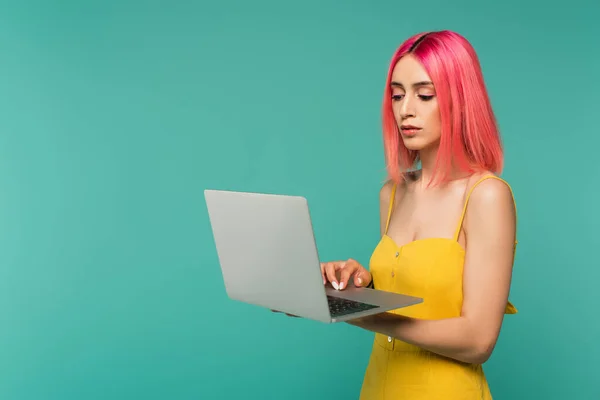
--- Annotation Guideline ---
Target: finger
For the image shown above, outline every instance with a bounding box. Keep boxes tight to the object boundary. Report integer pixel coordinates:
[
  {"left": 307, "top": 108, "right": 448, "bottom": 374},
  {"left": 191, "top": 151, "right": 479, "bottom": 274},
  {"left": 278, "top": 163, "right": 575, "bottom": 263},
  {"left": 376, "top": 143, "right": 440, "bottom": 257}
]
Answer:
[
  {"left": 325, "top": 262, "right": 341, "bottom": 289},
  {"left": 320, "top": 262, "right": 326, "bottom": 284},
  {"left": 338, "top": 260, "right": 357, "bottom": 290},
  {"left": 354, "top": 267, "right": 372, "bottom": 287}
]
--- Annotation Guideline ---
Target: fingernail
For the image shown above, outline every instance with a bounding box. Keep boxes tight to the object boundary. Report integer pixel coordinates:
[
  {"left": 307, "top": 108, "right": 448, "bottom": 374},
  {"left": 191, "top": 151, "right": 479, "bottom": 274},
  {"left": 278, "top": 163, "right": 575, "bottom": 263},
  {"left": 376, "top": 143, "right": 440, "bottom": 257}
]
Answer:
[
  {"left": 357, "top": 278, "right": 362, "bottom": 285},
  {"left": 332, "top": 281, "right": 339, "bottom": 290},
  {"left": 339, "top": 281, "right": 344, "bottom": 290}
]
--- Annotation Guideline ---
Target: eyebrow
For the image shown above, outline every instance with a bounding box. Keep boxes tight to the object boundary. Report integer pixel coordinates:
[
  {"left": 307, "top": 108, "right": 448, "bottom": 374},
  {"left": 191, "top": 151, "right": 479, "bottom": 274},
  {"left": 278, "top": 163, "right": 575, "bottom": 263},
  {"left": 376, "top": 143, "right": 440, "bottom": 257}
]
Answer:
[{"left": 390, "top": 81, "right": 434, "bottom": 89}]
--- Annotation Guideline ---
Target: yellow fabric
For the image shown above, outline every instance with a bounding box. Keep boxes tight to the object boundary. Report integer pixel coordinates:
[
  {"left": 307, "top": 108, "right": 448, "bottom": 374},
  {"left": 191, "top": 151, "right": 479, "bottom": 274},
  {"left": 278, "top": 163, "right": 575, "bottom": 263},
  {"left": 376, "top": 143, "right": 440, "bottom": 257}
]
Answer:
[{"left": 359, "top": 175, "right": 517, "bottom": 399}]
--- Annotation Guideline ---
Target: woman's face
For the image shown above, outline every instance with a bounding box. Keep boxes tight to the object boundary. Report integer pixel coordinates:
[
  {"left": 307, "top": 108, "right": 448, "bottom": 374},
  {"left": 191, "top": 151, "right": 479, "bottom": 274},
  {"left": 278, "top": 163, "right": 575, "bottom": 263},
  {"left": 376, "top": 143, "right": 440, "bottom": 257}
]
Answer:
[{"left": 390, "top": 55, "right": 442, "bottom": 152}]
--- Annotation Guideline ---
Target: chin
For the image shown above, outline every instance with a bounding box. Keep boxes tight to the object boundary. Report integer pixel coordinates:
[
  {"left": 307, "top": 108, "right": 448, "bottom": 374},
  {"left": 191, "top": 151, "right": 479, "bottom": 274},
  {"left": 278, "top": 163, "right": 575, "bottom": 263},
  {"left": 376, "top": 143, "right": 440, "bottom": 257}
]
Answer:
[
  {"left": 401, "top": 135, "right": 440, "bottom": 151},
  {"left": 402, "top": 137, "right": 429, "bottom": 150}
]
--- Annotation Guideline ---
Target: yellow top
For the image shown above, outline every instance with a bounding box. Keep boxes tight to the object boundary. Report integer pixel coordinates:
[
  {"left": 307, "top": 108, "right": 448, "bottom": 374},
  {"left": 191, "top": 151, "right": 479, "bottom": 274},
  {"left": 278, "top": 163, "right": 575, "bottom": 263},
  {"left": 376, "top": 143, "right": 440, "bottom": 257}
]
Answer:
[{"left": 359, "top": 174, "right": 517, "bottom": 400}]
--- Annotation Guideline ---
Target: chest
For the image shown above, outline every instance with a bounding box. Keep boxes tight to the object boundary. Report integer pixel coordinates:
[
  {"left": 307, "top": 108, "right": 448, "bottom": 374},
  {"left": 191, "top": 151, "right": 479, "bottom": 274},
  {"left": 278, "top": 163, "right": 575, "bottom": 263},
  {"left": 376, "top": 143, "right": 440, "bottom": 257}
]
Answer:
[
  {"left": 368, "top": 236, "right": 466, "bottom": 318},
  {"left": 386, "top": 187, "right": 466, "bottom": 247},
  {"left": 371, "top": 236, "right": 465, "bottom": 287}
]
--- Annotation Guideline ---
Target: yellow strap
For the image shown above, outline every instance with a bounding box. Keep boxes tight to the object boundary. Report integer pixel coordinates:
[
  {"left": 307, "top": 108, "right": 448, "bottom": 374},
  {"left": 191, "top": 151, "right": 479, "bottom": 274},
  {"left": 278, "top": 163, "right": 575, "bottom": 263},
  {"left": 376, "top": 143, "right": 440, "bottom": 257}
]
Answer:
[
  {"left": 384, "top": 183, "right": 397, "bottom": 235},
  {"left": 453, "top": 175, "right": 517, "bottom": 241}
]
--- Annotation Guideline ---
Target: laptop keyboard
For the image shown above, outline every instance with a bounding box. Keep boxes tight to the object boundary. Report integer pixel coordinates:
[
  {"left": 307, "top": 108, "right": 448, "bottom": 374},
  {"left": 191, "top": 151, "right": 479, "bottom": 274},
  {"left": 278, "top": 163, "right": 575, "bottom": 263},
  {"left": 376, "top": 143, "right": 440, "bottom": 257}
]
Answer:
[{"left": 327, "top": 295, "right": 378, "bottom": 318}]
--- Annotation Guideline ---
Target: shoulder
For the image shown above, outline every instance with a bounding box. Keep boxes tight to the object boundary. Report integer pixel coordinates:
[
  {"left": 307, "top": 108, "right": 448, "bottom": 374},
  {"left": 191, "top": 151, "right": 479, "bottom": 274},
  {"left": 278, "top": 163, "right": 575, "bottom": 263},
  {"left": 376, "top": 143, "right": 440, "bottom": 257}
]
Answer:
[
  {"left": 465, "top": 174, "right": 517, "bottom": 232},
  {"left": 379, "top": 180, "right": 395, "bottom": 204},
  {"left": 379, "top": 176, "right": 408, "bottom": 208},
  {"left": 468, "top": 174, "right": 515, "bottom": 212},
  {"left": 378, "top": 179, "right": 403, "bottom": 234},
  {"left": 379, "top": 171, "right": 418, "bottom": 205}
]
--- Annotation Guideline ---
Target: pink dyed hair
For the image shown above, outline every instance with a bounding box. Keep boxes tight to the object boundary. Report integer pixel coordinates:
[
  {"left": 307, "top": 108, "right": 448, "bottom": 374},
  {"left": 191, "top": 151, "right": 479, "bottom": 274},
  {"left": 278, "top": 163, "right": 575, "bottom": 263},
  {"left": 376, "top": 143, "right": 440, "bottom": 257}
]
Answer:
[{"left": 382, "top": 30, "right": 503, "bottom": 186}]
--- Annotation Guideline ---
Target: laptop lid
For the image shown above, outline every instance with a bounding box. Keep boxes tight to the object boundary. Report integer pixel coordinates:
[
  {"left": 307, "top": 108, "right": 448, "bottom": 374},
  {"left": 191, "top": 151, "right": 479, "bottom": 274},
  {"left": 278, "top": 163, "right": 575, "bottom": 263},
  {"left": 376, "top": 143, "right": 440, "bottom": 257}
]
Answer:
[{"left": 204, "top": 189, "right": 332, "bottom": 323}]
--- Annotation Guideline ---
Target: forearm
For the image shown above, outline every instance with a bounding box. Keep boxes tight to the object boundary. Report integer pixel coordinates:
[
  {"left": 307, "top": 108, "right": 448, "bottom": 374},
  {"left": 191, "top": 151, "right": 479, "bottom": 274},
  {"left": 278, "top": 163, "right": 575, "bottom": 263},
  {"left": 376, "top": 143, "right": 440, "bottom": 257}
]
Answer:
[{"left": 347, "top": 312, "right": 496, "bottom": 364}]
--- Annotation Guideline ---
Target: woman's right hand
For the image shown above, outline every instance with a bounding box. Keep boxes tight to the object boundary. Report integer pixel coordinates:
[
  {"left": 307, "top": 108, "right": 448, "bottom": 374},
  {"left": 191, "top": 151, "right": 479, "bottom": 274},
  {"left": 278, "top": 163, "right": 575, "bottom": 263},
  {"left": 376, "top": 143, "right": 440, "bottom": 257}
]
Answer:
[
  {"left": 320, "top": 258, "right": 372, "bottom": 290},
  {"left": 271, "top": 258, "right": 372, "bottom": 318}
]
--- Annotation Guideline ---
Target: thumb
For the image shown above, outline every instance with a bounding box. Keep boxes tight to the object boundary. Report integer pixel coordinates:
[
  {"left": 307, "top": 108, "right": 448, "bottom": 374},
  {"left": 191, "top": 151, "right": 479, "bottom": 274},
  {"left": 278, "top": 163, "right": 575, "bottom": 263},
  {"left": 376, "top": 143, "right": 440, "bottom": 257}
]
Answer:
[{"left": 354, "top": 268, "right": 371, "bottom": 287}]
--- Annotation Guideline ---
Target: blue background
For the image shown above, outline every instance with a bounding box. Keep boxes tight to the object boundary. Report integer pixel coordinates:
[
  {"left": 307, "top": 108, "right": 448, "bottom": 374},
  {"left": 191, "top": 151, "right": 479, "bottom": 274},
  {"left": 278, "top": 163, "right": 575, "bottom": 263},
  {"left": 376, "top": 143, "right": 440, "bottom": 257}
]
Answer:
[{"left": 1, "top": 1, "right": 598, "bottom": 399}]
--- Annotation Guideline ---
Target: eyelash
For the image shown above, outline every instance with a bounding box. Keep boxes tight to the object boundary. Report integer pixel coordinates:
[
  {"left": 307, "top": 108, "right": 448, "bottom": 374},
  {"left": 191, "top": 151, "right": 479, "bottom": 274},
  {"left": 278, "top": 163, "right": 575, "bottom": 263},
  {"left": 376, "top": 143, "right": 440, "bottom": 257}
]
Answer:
[{"left": 391, "top": 95, "right": 434, "bottom": 102}]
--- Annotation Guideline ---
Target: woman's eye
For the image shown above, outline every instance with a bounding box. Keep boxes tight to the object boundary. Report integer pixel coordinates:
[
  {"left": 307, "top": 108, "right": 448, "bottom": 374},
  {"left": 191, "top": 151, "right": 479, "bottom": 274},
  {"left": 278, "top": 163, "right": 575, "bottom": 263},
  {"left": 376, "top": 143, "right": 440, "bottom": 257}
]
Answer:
[
  {"left": 392, "top": 94, "right": 404, "bottom": 101},
  {"left": 419, "top": 95, "right": 434, "bottom": 101}
]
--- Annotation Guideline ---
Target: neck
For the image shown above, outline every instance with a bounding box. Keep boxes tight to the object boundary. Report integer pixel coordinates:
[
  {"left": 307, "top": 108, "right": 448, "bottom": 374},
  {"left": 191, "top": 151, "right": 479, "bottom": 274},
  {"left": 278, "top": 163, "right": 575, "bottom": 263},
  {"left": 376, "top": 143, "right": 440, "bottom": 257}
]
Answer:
[
  {"left": 415, "top": 145, "right": 439, "bottom": 187},
  {"left": 415, "top": 145, "right": 470, "bottom": 188}
]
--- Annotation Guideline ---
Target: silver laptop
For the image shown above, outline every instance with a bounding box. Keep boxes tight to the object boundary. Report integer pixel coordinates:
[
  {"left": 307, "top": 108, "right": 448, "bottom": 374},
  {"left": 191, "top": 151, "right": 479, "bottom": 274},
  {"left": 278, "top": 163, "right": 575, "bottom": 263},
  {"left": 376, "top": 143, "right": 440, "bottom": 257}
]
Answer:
[{"left": 204, "top": 189, "right": 422, "bottom": 323}]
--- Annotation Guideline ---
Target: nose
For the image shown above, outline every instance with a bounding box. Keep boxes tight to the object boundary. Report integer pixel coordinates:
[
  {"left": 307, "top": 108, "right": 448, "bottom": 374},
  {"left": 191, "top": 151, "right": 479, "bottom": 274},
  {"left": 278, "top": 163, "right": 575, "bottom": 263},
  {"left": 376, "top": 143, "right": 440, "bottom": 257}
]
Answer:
[{"left": 399, "top": 96, "right": 416, "bottom": 119}]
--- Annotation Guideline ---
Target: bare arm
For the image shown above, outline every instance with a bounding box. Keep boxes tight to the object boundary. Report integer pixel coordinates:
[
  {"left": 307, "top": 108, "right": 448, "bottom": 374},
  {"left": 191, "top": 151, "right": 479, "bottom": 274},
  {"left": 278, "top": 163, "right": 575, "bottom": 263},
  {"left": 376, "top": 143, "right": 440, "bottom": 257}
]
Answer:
[{"left": 348, "top": 178, "right": 517, "bottom": 364}]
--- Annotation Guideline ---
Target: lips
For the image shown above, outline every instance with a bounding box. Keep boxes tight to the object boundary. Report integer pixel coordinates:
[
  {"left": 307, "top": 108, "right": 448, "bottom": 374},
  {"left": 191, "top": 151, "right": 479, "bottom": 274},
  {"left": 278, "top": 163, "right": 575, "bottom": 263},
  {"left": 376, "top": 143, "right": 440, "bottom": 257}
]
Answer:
[{"left": 400, "top": 125, "right": 421, "bottom": 136}]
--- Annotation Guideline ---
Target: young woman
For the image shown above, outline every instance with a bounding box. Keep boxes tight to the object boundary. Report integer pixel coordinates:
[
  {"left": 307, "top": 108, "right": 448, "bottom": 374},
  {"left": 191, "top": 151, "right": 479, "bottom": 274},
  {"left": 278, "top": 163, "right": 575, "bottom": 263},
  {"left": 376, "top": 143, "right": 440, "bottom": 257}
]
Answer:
[{"left": 320, "top": 30, "right": 518, "bottom": 399}]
